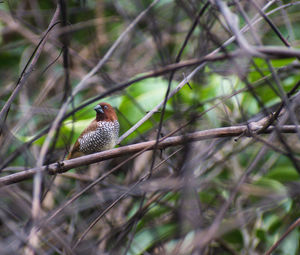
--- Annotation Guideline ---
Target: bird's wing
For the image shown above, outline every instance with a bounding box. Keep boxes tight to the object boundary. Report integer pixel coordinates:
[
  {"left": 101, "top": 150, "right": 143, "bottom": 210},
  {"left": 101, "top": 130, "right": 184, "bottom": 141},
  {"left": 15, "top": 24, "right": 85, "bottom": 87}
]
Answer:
[{"left": 66, "top": 120, "right": 98, "bottom": 159}]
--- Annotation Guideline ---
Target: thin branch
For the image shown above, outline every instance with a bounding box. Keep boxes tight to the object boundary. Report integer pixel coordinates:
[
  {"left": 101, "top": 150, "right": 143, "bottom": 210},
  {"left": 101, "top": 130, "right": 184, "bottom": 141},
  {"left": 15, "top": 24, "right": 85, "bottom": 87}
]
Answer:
[
  {"left": 249, "top": 0, "right": 291, "bottom": 47},
  {"left": 264, "top": 217, "right": 300, "bottom": 255},
  {"left": 215, "top": 0, "right": 259, "bottom": 56}
]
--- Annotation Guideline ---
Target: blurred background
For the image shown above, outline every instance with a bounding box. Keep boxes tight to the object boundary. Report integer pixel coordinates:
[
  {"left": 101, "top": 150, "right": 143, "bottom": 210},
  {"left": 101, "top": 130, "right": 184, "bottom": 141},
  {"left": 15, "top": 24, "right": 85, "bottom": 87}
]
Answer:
[{"left": 1, "top": 0, "right": 300, "bottom": 254}]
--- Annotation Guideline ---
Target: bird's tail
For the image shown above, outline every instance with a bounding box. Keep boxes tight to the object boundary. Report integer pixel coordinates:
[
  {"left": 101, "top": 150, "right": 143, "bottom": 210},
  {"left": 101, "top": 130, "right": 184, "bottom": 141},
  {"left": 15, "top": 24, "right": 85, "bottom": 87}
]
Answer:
[
  {"left": 66, "top": 153, "right": 72, "bottom": 160},
  {"left": 66, "top": 150, "right": 82, "bottom": 160}
]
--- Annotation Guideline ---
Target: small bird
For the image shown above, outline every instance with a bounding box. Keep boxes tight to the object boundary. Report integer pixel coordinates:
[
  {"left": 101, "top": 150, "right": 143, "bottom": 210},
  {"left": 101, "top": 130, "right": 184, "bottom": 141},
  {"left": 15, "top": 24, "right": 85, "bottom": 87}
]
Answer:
[{"left": 67, "top": 102, "right": 119, "bottom": 159}]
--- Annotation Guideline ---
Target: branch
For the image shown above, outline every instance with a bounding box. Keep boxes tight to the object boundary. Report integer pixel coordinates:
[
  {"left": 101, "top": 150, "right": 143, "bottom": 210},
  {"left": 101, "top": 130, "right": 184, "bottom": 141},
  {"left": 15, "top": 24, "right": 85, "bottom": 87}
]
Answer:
[
  {"left": 0, "top": 125, "right": 297, "bottom": 186},
  {"left": 265, "top": 217, "right": 300, "bottom": 255}
]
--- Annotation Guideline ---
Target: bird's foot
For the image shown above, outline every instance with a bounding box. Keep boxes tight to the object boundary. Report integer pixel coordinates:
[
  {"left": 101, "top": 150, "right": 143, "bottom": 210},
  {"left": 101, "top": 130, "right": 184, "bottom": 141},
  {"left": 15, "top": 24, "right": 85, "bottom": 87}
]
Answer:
[
  {"left": 47, "top": 161, "right": 65, "bottom": 175},
  {"left": 56, "top": 161, "right": 65, "bottom": 173}
]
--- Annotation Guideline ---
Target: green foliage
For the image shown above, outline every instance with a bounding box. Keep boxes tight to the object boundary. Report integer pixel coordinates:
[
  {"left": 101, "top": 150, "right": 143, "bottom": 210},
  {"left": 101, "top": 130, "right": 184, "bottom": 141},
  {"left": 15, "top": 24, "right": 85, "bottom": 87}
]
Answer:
[
  {"left": 266, "top": 166, "right": 300, "bottom": 182},
  {"left": 127, "top": 224, "right": 177, "bottom": 255},
  {"left": 118, "top": 77, "right": 174, "bottom": 142}
]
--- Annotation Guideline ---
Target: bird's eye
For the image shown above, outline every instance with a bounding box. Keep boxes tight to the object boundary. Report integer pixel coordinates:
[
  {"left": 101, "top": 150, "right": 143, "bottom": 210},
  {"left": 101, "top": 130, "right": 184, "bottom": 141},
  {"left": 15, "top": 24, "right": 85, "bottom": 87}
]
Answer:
[{"left": 103, "top": 105, "right": 108, "bottom": 110}]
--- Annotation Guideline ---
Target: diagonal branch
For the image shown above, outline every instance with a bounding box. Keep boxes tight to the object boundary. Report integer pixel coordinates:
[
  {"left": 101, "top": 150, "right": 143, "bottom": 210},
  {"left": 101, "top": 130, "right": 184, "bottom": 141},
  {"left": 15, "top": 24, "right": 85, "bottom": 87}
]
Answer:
[{"left": 265, "top": 216, "right": 300, "bottom": 255}]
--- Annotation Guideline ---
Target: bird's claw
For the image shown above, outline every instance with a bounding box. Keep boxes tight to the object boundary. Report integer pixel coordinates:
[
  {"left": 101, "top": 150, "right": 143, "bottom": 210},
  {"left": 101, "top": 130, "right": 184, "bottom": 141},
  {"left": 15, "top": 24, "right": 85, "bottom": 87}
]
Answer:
[{"left": 47, "top": 161, "right": 65, "bottom": 175}]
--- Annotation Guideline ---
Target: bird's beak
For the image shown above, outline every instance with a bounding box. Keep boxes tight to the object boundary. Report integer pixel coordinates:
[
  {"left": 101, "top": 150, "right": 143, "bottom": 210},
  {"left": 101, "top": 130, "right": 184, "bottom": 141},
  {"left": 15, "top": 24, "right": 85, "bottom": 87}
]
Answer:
[{"left": 94, "top": 105, "right": 104, "bottom": 114}]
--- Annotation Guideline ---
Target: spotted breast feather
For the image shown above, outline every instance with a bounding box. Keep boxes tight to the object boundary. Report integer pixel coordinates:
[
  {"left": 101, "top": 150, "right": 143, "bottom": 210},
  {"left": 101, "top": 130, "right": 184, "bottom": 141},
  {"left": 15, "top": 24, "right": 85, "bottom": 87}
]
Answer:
[{"left": 67, "top": 102, "right": 119, "bottom": 160}]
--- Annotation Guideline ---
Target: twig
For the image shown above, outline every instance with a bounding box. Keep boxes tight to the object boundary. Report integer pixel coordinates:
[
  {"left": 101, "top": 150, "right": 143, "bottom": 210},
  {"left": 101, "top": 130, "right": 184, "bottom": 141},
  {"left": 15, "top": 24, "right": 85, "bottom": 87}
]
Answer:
[
  {"left": 249, "top": 0, "right": 291, "bottom": 47},
  {"left": 215, "top": 0, "right": 259, "bottom": 56},
  {"left": 264, "top": 217, "right": 300, "bottom": 255}
]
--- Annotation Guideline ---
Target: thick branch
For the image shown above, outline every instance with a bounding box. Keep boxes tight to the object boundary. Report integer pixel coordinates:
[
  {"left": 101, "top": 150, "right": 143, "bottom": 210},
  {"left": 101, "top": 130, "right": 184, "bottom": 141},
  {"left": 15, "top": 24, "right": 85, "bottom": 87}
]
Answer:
[{"left": 0, "top": 125, "right": 297, "bottom": 186}]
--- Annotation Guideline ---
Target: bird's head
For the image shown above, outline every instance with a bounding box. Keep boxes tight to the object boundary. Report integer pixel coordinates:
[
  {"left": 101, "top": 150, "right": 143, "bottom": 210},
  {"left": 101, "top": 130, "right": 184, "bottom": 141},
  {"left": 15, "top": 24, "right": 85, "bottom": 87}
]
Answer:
[{"left": 94, "top": 102, "right": 118, "bottom": 122}]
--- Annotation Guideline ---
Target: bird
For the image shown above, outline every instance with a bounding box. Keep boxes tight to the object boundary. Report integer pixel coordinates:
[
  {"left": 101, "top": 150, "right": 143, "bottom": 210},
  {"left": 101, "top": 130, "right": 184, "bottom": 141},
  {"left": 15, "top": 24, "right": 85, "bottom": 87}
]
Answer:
[{"left": 66, "top": 102, "right": 119, "bottom": 159}]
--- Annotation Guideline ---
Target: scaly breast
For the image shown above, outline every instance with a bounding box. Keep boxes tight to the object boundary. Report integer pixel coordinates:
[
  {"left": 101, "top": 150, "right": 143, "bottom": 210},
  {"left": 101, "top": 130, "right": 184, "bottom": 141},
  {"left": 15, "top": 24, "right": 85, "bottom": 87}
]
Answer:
[{"left": 78, "top": 120, "right": 119, "bottom": 154}]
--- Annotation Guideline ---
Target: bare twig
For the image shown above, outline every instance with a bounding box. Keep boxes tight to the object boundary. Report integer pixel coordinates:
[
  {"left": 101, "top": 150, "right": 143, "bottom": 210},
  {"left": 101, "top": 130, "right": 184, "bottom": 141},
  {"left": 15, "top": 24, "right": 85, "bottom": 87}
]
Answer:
[
  {"left": 215, "top": 0, "right": 259, "bottom": 56},
  {"left": 264, "top": 217, "right": 300, "bottom": 255},
  {"left": 249, "top": 0, "right": 291, "bottom": 47}
]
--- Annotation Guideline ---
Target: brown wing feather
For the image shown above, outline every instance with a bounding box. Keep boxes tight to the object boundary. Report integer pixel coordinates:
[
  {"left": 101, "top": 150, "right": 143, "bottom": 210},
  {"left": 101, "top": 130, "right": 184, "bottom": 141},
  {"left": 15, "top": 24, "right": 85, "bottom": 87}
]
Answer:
[{"left": 66, "top": 120, "right": 98, "bottom": 159}]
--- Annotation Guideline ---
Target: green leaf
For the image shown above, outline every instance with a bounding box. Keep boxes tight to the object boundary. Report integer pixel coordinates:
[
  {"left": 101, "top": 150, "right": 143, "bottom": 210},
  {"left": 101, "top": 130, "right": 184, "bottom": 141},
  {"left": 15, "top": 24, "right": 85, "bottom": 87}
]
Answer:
[
  {"left": 256, "top": 228, "right": 266, "bottom": 242},
  {"left": 127, "top": 224, "right": 176, "bottom": 255},
  {"left": 165, "top": 231, "right": 195, "bottom": 254},
  {"left": 266, "top": 166, "right": 300, "bottom": 182},
  {"left": 253, "top": 178, "right": 287, "bottom": 195},
  {"left": 118, "top": 77, "right": 173, "bottom": 142}
]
